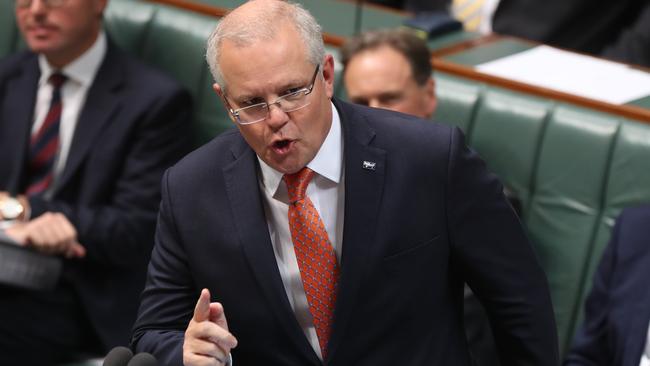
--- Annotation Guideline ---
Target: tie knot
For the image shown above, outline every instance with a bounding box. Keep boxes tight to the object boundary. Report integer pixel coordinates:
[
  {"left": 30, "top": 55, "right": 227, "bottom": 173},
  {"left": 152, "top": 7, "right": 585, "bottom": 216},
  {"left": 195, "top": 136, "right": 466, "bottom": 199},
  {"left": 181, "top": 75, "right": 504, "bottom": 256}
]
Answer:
[
  {"left": 49, "top": 72, "right": 67, "bottom": 89},
  {"left": 284, "top": 167, "right": 315, "bottom": 203}
]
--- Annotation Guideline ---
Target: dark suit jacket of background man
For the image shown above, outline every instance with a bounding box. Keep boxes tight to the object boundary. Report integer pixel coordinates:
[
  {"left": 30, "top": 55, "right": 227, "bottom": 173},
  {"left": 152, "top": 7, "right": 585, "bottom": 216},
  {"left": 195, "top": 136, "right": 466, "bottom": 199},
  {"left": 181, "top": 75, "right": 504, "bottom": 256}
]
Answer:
[
  {"left": 0, "top": 39, "right": 191, "bottom": 351},
  {"left": 132, "top": 99, "right": 559, "bottom": 366},
  {"left": 493, "top": 0, "right": 649, "bottom": 63},
  {"left": 565, "top": 205, "right": 650, "bottom": 366}
]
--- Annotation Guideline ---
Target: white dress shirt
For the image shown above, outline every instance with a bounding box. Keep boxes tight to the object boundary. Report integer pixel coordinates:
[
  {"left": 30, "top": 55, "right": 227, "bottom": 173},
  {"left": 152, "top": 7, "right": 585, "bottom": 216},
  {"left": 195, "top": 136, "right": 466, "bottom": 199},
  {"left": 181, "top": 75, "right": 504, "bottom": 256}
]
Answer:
[
  {"left": 32, "top": 32, "right": 106, "bottom": 198},
  {"left": 257, "top": 102, "right": 345, "bottom": 360}
]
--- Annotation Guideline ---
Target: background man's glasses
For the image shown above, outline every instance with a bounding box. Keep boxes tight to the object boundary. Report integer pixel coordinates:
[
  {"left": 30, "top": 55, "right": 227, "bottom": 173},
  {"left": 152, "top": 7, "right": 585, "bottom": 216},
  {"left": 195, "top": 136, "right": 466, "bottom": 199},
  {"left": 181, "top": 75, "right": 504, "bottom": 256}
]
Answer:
[
  {"left": 225, "top": 65, "right": 320, "bottom": 125},
  {"left": 16, "top": 0, "right": 67, "bottom": 8}
]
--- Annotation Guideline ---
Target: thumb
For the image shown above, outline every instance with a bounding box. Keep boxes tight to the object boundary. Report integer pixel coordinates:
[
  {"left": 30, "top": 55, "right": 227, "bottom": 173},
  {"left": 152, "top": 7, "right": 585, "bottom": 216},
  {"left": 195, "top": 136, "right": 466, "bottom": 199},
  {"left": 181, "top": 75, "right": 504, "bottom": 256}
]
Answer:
[{"left": 192, "top": 288, "right": 211, "bottom": 322}]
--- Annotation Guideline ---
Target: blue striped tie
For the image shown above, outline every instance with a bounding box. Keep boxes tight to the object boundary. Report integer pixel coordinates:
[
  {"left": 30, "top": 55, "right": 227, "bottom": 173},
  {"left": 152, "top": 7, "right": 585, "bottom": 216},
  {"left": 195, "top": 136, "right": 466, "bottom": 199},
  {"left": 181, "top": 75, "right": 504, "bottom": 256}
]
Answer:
[{"left": 25, "top": 72, "right": 67, "bottom": 196}]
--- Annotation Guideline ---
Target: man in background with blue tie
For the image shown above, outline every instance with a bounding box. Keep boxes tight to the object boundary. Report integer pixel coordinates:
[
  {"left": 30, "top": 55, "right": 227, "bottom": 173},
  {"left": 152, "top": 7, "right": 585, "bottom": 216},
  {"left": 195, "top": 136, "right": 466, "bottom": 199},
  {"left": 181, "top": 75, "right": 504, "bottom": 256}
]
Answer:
[{"left": 0, "top": 0, "right": 190, "bottom": 364}]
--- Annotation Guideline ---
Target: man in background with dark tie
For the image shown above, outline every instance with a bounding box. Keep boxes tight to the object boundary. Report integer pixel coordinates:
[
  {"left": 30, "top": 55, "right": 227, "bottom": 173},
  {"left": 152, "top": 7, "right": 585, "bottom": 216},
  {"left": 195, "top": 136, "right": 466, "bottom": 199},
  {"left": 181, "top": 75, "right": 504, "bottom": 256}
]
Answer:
[
  {"left": 132, "top": 1, "right": 558, "bottom": 365},
  {"left": 0, "top": 0, "right": 190, "bottom": 364}
]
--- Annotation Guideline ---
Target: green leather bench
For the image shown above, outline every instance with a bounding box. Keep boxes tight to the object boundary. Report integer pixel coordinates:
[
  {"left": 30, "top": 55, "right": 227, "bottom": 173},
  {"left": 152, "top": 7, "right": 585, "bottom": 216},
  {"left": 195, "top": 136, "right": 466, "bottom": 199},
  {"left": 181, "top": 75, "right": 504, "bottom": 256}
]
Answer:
[
  {"left": 434, "top": 72, "right": 650, "bottom": 355},
  {"left": 3, "top": 0, "right": 650, "bottom": 361}
]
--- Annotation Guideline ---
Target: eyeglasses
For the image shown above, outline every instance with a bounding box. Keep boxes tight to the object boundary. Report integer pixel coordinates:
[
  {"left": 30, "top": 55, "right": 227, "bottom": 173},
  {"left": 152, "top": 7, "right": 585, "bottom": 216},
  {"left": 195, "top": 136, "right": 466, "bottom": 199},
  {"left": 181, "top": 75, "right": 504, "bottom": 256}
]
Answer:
[
  {"left": 16, "top": 0, "right": 67, "bottom": 8},
  {"left": 224, "top": 65, "right": 320, "bottom": 125}
]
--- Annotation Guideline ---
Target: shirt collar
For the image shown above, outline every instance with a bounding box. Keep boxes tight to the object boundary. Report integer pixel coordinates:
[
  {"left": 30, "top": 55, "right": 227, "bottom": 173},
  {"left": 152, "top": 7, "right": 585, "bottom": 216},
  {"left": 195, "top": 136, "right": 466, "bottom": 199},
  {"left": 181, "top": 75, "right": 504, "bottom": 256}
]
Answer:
[
  {"left": 38, "top": 31, "right": 107, "bottom": 88},
  {"left": 258, "top": 101, "right": 343, "bottom": 197}
]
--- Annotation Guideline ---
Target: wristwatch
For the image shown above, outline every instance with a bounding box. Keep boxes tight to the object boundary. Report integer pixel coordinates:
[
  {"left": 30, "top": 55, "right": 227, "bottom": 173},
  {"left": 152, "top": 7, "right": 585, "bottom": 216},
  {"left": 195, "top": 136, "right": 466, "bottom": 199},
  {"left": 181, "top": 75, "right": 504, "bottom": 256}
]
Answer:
[{"left": 0, "top": 196, "right": 24, "bottom": 220}]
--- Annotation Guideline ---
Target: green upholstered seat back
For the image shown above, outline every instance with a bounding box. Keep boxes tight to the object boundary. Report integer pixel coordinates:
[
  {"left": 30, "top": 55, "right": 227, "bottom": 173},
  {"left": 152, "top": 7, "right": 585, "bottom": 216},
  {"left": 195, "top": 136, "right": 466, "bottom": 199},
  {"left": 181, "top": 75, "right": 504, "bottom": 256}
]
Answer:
[
  {"left": 0, "top": 1, "right": 23, "bottom": 57},
  {"left": 434, "top": 72, "right": 650, "bottom": 355},
  {"left": 104, "top": 0, "right": 231, "bottom": 146}
]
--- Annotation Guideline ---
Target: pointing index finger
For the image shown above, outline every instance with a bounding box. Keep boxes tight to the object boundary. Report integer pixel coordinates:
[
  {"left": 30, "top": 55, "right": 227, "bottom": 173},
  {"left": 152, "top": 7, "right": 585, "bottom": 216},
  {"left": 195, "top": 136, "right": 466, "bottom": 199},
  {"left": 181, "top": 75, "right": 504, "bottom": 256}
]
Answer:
[{"left": 193, "top": 288, "right": 211, "bottom": 322}]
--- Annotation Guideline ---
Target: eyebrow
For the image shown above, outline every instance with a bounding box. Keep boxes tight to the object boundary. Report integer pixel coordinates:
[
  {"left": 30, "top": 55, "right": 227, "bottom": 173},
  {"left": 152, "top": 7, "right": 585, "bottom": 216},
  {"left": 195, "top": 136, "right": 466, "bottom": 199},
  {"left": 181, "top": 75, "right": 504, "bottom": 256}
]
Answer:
[{"left": 231, "top": 77, "right": 309, "bottom": 103}]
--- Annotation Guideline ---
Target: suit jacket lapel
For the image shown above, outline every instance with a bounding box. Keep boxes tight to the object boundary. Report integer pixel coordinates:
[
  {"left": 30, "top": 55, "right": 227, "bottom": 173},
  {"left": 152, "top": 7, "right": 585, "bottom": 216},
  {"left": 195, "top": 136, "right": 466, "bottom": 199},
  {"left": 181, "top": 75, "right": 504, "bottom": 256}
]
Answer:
[
  {"left": 223, "top": 139, "right": 319, "bottom": 363},
  {"left": 52, "top": 41, "right": 123, "bottom": 194},
  {"left": 1, "top": 55, "right": 39, "bottom": 193},
  {"left": 327, "top": 100, "right": 386, "bottom": 362}
]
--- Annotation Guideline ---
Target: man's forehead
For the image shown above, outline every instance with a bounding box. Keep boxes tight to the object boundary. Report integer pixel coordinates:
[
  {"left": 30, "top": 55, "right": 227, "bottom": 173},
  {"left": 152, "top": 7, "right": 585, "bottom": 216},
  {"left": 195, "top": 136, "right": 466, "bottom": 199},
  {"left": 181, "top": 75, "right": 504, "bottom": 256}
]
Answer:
[{"left": 218, "top": 30, "right": 313, "bottom": 96}]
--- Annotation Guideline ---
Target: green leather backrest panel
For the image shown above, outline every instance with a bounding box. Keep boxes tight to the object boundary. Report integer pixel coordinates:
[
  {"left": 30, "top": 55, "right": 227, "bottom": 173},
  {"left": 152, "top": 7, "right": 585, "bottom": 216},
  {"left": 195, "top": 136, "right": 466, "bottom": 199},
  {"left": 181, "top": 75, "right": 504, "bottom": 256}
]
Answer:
[
  {"left": 573, "top": 119, "right": 650, "bottom": 335},
  {"left": 0, "top": 2, "right": 17, "bottom": 59},
  {"left": 434, "top": 73, "right": 483, "bottom": 134},
  {"left": 105, "top": 0, "right": 232, "bottom": 146},
  {"left": 103, "top": 1, "right": 157, "bottom": 56},
  {"left": 526, "top": 106, "right": 620, "bottom": 354},
  {"left": 470, "top": 89, "right": 552, "bottom": 217},
  {"left": 0, "top": 1, "right": 25, "bottom": 59},
  {"left": 143, "top": 6, "right": 226, "bottom": 145}
]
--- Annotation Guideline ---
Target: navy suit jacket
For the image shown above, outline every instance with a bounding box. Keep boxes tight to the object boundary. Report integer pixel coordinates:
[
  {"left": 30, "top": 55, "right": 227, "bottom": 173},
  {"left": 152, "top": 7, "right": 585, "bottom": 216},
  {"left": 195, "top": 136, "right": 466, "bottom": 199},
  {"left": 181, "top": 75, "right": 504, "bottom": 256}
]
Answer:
[
  {"left": 493, "top": 0, "right": 648, "bottom": 57},
  {"left": 0, "top": 41, "right": 191, "bottom": 350},
  {"left": 132, "top": 99, "right": 558, "bottom": 366},
  {"left": 565, "top": 206, "right": 650, "bottom": 366}
]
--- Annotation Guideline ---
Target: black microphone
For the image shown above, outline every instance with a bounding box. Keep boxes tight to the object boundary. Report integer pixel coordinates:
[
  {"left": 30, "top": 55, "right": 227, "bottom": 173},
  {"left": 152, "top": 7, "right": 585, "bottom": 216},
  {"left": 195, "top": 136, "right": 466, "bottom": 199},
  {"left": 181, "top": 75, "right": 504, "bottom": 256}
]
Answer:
[
  {"left": 127, "top": 352, "right": 158, "bottom": 366},
  {"left": 103, "top": 346, "right": 134, "bottom": 366}
]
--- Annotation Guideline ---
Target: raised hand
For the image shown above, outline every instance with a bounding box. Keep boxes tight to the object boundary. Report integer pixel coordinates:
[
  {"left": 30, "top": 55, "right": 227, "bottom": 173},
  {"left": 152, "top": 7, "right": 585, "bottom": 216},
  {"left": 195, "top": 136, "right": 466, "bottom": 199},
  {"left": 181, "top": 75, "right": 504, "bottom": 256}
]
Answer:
[{"left": 183, "top": 288, "right": 238, "bottom": 366}]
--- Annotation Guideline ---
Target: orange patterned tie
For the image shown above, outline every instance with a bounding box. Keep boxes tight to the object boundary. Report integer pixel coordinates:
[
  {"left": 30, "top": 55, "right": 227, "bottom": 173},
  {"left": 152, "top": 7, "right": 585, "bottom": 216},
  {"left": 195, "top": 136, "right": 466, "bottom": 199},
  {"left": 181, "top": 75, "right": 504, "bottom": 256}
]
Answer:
[{"left": 284, "top": 167, "right": 339, "bottom": 358}]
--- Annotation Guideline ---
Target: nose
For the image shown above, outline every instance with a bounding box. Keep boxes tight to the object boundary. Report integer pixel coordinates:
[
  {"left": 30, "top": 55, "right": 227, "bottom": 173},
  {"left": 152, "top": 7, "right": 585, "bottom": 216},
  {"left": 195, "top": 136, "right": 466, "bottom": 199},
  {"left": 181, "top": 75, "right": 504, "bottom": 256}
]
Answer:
[
  {"left": 265, "top": 103, "right": 289, "bottom": 130},
  {"left": 26, "top": 0, "right": 48, "bottom": 15}
]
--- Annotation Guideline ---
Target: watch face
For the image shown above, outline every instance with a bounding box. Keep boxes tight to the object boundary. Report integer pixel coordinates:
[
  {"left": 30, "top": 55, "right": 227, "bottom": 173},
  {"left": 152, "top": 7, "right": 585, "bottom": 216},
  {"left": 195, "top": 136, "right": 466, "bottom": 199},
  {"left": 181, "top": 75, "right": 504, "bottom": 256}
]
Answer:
[{"left": 0, "top": 198, "right": 23, "bottom": 220}]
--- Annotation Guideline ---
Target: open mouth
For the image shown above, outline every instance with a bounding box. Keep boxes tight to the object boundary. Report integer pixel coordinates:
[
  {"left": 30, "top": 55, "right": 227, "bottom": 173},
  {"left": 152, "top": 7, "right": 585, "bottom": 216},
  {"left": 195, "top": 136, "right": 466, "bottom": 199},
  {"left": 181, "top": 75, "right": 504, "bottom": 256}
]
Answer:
[{"left": 272, "top": 139, "right": 294, "bottom": 154}]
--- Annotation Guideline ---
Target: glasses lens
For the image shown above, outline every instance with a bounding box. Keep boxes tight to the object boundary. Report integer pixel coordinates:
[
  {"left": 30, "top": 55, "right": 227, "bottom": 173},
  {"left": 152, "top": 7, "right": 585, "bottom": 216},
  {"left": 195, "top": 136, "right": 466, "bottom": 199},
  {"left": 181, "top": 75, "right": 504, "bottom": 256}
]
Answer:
[
  {"left": 237, "top": 104, "right": 268, "bottom": 124},
  {"left": 277, "top": 90, "right": 310, "bottom": 113}
]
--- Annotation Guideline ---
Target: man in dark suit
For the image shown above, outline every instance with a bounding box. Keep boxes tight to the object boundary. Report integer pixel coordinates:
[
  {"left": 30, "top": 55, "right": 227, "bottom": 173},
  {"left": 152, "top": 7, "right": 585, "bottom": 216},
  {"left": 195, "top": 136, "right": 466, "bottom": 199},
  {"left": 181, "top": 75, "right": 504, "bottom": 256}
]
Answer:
[
  {"left": 0, "top": 0, "right": 190, "bottom": 364},
  {"left": 492, "top": 0, "right": 650, "bottom": 67},
  {"left": 565, "top": 205, "right": 650, "bottom": 366},
  {"left": 367, "top": 0, "right": 449, "bottom": 13},
  {"left": 132, "top": 1, "right": 558, "bottom": 365}
]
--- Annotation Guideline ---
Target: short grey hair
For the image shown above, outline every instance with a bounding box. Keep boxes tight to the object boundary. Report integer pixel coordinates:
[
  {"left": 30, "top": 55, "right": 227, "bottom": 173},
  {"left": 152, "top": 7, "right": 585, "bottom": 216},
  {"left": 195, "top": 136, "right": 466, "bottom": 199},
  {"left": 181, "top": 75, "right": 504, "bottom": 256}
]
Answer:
[{"left": 205, "top": 0, "right": 325, "bottom": 90}]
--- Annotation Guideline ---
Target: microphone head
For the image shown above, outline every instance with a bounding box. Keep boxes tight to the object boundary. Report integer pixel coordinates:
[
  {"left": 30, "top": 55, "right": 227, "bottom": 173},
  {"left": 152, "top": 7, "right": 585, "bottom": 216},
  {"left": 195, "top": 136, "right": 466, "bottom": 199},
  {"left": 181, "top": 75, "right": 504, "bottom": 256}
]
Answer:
[
  {"left": 127, "top": 352, "right": 158, "bottom": 366},
  {"left": 103, "top": 346, "right": 134, "bottom": 366}
]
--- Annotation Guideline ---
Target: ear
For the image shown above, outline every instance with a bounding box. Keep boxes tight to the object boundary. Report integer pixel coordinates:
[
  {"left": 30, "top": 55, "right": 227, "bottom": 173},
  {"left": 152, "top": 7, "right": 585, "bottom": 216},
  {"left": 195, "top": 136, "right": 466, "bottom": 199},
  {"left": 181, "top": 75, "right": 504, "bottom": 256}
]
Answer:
[
  {"left": 423, "top": 77, "right": 437, "bottom": 119},
  {"left": 213, "top": 83, "right": 236, "bottom": 123},
  {"left": 321, "top": 54, "right": 335, "bottom": 99},
  {"left": 213, "top": 83, "right": 223, "bottom": 97}
]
